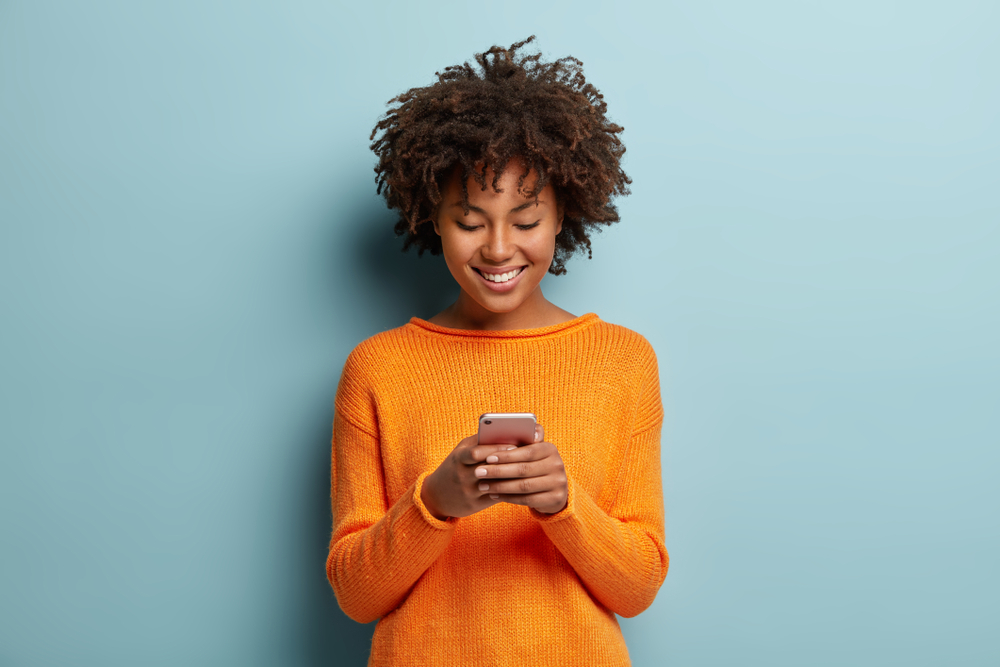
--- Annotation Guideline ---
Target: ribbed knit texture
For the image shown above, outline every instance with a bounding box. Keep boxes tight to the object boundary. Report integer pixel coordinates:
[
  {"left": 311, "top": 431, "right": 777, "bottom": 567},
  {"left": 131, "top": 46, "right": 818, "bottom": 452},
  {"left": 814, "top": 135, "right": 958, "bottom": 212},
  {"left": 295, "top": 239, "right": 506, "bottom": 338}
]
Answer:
[{"left": 327, "top": 313, "right": 667, "bottom": 667}]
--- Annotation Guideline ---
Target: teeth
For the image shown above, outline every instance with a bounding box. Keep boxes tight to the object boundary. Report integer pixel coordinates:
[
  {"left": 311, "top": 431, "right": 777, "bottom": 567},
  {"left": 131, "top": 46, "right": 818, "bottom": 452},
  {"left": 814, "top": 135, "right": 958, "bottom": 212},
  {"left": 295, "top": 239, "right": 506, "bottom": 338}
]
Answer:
[{"left": 482, "top": 269, "right": 521, "bottom": 283}]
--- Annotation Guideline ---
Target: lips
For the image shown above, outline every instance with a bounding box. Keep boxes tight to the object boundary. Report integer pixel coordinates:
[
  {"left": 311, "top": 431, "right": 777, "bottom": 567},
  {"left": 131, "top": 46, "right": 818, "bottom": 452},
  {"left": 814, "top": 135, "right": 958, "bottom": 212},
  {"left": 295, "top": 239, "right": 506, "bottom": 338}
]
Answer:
[
  {"left": 475, "top": 267, "right": 524, "bottom": 283},
  {"left": 472, "top": 266, "right": 527, "bottom": 292}
]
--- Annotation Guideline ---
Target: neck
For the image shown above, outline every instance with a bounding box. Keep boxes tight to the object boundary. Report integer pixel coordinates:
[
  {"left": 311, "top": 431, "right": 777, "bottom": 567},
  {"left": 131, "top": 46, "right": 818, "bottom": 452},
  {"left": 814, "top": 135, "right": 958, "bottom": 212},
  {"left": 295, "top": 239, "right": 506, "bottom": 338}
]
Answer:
[{"left": 432, "top": 287, "right": 575, "bottom": 331}]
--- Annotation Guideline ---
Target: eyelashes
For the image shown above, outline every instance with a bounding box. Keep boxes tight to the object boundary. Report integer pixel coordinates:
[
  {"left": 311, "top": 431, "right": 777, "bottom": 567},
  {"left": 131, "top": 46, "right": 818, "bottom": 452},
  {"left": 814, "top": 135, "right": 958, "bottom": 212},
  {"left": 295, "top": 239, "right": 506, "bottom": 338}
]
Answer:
[{"left": 454, "top": 221, "right": 541, "bottom": 231}]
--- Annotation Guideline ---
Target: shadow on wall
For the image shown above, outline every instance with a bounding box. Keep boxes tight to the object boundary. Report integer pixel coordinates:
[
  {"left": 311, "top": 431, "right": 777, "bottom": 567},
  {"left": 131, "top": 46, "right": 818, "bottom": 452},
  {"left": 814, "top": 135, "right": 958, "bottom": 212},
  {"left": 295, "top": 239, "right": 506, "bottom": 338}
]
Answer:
[
  {"left": 346, "top": 201, "right": 458, "bottom": 330},
  {"left": 299, "top": 200, "right": 457, "bottom": 666}
]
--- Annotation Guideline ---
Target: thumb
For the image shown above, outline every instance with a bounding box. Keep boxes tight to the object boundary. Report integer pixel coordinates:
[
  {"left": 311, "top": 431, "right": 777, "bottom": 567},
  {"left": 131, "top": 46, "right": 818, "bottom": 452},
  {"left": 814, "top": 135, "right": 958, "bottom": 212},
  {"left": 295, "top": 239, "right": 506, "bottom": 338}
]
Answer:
[{"left": 534, "top": 424, "right": 545, "bottom": 443}]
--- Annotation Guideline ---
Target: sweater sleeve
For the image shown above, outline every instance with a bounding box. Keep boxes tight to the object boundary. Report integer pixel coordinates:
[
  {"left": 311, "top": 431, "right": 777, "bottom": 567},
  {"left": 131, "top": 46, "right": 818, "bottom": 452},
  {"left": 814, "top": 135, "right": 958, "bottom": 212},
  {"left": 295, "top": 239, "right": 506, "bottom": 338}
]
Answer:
[
  {"left": 325, "top": 353, "right": 457, "bottom": 623},
  {"left": 529, "top": 349, "right": 668, "bottom": 618}
]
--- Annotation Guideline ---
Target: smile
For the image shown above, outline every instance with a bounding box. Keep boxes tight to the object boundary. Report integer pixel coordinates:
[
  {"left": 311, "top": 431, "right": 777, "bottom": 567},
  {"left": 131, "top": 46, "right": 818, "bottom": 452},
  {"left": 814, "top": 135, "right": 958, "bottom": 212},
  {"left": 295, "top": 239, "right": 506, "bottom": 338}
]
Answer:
[
  {"left": 472, "top": 266, "right": 527, "bottom": 292},
  {"left": 475, "top": 267, "right": 524, "bottom": 283}
]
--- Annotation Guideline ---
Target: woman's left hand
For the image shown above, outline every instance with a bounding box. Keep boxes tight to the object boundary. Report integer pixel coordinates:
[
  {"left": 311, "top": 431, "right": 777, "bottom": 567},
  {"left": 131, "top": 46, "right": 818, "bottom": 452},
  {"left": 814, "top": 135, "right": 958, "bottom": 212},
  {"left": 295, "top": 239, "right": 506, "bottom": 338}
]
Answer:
[{"left": 472, "top": 425, "right": 569, "bottom": 515}]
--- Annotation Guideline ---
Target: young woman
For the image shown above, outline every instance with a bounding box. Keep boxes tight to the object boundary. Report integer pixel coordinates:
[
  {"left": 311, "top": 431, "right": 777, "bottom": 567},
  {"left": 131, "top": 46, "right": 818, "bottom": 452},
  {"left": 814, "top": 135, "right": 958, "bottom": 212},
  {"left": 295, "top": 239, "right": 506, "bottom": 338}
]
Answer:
[{"left": 327, "top": 37, "right": 667, "bottom": 666}]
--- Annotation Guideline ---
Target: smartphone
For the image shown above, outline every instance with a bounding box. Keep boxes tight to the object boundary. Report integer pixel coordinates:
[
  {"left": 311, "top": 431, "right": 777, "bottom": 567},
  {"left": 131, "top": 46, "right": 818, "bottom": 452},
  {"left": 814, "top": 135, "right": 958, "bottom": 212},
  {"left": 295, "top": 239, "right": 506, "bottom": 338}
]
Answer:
[{"left": 478, "top": 413, "right": 537, "bottom": 446}]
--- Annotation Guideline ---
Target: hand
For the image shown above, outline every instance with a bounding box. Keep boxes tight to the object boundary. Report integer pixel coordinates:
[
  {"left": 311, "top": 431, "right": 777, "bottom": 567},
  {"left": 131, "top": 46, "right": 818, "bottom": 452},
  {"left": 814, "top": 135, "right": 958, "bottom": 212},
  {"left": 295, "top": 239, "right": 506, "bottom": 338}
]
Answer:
[
  {"left": 420, "top": 435, "right": 518, "bottom": 520},
  {"left": 472, "top": 425, "right": 569, "bottom": 515}
]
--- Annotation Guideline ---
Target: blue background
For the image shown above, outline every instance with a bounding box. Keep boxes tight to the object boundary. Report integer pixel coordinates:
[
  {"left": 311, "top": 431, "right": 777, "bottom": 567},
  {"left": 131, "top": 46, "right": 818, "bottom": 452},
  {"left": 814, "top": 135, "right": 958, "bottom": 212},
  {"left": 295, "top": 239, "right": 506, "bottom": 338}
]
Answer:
[{"left": 2, "top": 1, "right": 998, "bottom": 665}]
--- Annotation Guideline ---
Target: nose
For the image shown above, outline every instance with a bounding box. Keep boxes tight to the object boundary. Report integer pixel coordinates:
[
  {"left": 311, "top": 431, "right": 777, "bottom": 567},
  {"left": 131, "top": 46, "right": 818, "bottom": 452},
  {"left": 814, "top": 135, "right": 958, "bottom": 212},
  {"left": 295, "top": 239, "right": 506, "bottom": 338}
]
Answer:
[{"left": 481, "top": 224, "right": 513, "bottom": 263}]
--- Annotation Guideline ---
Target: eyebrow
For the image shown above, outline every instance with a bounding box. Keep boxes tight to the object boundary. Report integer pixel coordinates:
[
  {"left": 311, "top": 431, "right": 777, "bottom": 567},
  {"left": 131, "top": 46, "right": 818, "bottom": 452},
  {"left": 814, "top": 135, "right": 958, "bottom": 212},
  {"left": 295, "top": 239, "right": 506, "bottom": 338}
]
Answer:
[{"left": 450, "top": 200, "right": 541, "bottom": 214}]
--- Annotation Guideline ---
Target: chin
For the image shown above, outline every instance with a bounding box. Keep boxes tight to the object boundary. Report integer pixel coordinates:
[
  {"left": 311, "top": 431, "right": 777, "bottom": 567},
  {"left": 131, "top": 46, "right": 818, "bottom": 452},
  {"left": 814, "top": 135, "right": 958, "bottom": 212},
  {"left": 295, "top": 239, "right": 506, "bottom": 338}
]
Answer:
[{"left": 472, "top": 293, "right": 526, "bottom": 314}]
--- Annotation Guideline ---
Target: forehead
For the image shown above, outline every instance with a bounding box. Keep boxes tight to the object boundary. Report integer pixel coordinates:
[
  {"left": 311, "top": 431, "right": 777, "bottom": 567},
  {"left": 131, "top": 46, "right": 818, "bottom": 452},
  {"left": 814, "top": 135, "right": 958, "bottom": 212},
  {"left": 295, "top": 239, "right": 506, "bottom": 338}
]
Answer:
[{"left": 443, "top": 160, "right": 553, "bottom": 209}]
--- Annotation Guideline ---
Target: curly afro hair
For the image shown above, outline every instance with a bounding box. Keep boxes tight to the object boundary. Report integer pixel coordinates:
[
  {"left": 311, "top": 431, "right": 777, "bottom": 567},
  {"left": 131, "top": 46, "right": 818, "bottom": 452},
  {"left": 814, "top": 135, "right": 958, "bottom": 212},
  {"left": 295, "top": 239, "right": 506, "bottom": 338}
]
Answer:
[{"left": 370, "top": 36, "right": 631, "bottom": 275}]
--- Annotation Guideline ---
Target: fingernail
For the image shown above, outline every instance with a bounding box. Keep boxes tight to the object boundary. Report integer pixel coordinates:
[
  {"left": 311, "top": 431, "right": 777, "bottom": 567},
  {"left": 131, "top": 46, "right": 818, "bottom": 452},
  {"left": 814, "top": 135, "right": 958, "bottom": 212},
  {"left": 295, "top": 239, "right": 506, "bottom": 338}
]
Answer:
[
  {"left": 486, "top": 455, "right": 498, "bottom": 464},
  {"left": 478, "top": 482, "right": 489, "bottom": 491},
  {"left": 475, "top": 467, "right": 488, "bottom": 478},
  {"left": 490, "top": 494, "right": 499, "bottom": 499},
  {"left": 506, "top": 446, "right": 517, "bottom": 451}
]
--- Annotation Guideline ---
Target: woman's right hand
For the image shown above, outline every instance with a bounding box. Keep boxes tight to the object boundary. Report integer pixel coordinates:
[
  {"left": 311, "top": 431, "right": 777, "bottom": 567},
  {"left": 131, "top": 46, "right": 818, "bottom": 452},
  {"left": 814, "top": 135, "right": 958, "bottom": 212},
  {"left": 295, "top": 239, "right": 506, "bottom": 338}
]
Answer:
[{"left": 420, "top": 435, "right": 516, "bottom": 520}]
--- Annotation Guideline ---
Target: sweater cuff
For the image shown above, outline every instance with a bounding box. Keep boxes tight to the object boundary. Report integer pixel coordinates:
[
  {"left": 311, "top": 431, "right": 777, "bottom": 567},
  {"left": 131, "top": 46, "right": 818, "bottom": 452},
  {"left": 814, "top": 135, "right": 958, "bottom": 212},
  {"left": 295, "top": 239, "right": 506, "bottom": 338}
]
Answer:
[
  {"left": 529, "top": 474, "right": 577, "bottom": 524},
  {"left": 413, "top": 471, "right": 458, "bottom": 529}
]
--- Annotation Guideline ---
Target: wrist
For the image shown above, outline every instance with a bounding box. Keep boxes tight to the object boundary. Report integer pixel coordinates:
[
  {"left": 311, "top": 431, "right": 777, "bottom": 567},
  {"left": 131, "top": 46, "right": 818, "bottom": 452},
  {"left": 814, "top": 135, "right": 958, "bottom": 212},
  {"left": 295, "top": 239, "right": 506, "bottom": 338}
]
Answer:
[
  {"left": 538, "top": 498, "right": 568, "bottom": 515},
  {"left": 420, "top": 474, "right": 449, "bottom": 521}
]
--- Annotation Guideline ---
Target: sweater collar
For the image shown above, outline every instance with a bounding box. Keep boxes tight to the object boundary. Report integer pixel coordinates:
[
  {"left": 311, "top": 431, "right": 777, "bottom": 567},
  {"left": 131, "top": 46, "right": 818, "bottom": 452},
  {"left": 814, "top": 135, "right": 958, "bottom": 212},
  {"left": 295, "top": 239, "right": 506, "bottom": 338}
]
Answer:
[{"left": 407, "top": 313, "right": 600, "bottom": 340}]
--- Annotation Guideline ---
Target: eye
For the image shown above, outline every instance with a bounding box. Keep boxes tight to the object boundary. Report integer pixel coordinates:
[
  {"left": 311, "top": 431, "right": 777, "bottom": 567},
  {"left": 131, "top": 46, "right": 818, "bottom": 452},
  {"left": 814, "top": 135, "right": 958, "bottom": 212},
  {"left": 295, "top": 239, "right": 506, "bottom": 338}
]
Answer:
[
  {"left": 455, "top": 221, "right": 481, "bottom": 231},
  {"left": 515, "top": 221, "right": 541, "bottom": 231}
]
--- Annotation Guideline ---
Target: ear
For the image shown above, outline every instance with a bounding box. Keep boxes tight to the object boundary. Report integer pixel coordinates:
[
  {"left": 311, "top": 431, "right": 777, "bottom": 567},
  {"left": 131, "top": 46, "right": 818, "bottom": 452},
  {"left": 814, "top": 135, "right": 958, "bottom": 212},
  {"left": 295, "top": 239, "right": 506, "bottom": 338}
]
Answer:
[
  {"left": 432, "top": 216, "right": 441, "bottom": 236},
  {"left": 555, "top": 201, "right": 565, "bottom": 235}
]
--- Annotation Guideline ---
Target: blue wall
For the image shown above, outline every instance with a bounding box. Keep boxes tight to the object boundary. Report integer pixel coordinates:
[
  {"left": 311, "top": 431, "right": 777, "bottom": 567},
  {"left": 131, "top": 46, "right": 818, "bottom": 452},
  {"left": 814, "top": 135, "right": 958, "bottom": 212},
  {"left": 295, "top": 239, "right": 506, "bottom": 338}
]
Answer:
[{"left": 1, "top": 1, "right": 998, "bottom": 665}]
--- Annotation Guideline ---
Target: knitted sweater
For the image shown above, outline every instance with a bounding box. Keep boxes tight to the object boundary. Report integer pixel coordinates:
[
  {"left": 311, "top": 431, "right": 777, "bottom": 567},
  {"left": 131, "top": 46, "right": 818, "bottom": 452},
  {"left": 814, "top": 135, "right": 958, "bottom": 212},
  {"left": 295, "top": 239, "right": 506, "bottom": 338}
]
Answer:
[{"left": 327, "top": 313, "right": 667, "bottom": 666}]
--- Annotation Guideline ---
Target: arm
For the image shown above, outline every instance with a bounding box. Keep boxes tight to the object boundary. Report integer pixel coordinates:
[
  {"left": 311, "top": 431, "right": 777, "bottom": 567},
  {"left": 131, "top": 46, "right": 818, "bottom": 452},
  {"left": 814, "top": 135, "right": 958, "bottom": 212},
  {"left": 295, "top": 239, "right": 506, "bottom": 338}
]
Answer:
[
  {"left": 478, "top": 350, "right": 668, "bottom": 617},
  {"left": 326, "top": 407, "right": 457, "bottom": 624},
  {"left": 530, "top": 349, "right": 667, "bottom": 618},
  {"left": 326, "top": 344, "right": 528, "bottom": 621},
  {"left": 529, "top": 420, "right": 667, "bottom": 618}
]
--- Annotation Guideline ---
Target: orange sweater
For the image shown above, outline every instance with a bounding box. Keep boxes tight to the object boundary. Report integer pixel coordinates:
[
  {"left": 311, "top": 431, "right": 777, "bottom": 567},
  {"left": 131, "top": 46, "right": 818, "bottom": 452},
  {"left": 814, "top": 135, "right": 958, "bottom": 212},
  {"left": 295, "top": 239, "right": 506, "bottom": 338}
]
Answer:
[{"left": 327, "top": 313, "right": 667, "bottom": 666}]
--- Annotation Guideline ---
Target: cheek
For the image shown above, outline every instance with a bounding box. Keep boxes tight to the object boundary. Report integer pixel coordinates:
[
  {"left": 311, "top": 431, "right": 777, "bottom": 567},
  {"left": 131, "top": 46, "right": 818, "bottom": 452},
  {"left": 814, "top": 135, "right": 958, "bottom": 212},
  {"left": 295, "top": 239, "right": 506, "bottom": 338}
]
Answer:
[
  {"left": 439, "top": 231, "right": 475, "bottom": 276},
  {"left": 527, "top": 232, "right": 558, "bottom": 268}
]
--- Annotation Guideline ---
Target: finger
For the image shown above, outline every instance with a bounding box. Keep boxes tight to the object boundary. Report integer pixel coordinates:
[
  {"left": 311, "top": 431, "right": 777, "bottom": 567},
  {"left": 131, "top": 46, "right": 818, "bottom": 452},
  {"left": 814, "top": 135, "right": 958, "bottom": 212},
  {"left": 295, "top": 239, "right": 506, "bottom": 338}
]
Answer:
[
  {"left": 462, "top": 443, "right": 519, "bottom": 465},
  {"left": 493, "top": 489, "right": 565, "bottom": 510},
  {"left": 479, "top": 473, "right": 566, "bottom": 495},
  {"left": 476, "top": 479, "right": 539, "bottom": 496},
  {"left": 534, "top": 424, "right": 545, "bottom": 443},
  {"left": 478, "top": 441, "right": 554, "bottom": 466},
  {"left": 474, "top": 458, "right": 553, "bottom": 481},
  {"left": 456, "top": 434, "right": 479, "bottom": 450}
]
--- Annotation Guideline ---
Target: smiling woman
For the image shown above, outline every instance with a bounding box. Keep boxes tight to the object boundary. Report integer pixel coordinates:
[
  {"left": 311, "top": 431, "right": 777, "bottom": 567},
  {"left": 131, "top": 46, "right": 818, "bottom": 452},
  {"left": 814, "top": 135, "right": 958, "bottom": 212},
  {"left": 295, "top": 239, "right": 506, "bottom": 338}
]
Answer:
[
  {"left": 430, "top": 159, "right": 573, "bottom": 330},
  {"left": 327, "top": 36, "right": 667, "bottom": 667}
]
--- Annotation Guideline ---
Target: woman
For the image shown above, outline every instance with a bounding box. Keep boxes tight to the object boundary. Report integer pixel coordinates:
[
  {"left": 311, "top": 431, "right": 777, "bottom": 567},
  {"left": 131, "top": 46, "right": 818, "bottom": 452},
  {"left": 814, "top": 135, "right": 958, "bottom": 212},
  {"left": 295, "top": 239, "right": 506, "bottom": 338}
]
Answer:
[{"left": 327, "top": 37, "right": 668, "bottom": 666}]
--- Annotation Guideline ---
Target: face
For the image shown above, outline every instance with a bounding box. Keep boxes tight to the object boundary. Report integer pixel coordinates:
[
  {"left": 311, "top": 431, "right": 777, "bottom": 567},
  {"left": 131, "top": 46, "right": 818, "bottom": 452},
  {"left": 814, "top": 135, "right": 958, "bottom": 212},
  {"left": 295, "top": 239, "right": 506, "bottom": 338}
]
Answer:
[{"left": 433, "top": 159, "right": 563, "bottom": 319}]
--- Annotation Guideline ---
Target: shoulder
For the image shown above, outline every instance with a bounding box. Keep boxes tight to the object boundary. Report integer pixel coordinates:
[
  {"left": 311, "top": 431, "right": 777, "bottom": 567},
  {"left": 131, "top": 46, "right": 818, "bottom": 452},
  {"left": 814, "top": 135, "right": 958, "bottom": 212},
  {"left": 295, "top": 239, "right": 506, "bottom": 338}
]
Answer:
[
  {"left": 585, "top": 318, "right": 658, "bottom": 366},
  {"left": 336, "top": 324, "right": 420, "bottom": 405},
  {"left": 588, "top": 320, "right": 663, "bottom": 430},
  {"left": 343, "top": 324, "right": 418, "bottom": 371}
]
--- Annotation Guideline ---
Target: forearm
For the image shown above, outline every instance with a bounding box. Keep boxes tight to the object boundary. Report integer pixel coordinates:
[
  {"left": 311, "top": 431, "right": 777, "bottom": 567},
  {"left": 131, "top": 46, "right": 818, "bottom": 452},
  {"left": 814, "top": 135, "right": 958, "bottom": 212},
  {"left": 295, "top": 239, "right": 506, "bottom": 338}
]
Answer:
[
  {"left": 327, "top": 472, "right": 455, "bottom": 623},
  {"left": 532, "top": 479, "right": 667, "bottom": 617},
  {"left": 531, "top": 424, "right": 667, "bottom": 617}
]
